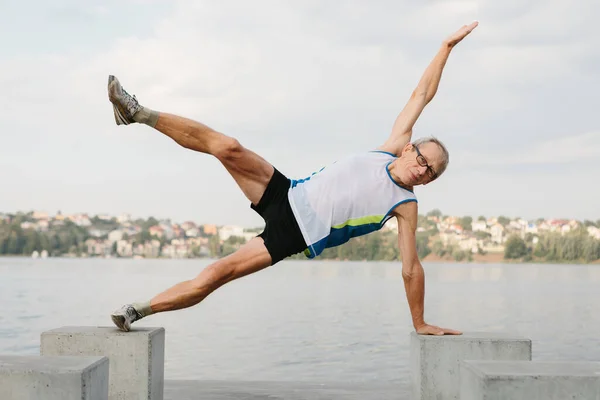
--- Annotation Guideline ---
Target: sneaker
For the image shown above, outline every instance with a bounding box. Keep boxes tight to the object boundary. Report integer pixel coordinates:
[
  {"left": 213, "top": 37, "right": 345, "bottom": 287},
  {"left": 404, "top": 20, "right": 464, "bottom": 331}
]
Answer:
[
  {"left": 110, "top": 304, "right": 143, "bottom": 332},
  {"left": 107, "top": 75, "right": 143, "bottom": 125}
]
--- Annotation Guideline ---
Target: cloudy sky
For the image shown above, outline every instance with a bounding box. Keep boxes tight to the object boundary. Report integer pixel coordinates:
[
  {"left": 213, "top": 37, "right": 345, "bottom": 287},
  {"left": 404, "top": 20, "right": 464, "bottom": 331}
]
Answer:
[{"left": 1, "top": 0, "right": 599, "bottom": 227}]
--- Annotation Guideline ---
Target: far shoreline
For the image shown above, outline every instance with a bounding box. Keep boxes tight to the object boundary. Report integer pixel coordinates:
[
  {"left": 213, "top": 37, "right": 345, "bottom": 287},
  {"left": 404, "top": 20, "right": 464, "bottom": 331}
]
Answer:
[{"left": 1, "top": 253, "right": 599, "bottom": 265}]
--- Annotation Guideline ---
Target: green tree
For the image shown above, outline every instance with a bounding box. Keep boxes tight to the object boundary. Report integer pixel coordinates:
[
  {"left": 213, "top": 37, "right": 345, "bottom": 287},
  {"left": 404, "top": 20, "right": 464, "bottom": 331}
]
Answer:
[
  {"left": 504, "top": 234, "right": 528, "bottom": 259},
  {"left": 452, "top": 248, "right": 472, "bottom": 262},
  {"left": 459, "top": 216, "right": 473, "bottom": 231},
  {"left": 582, "top": 237, "right": 600, "bottom": 262},
  {"left": 478, "top": 216, "right": 486, "bottom": 221},
  {"left": 431, "top": 240, "right": 446, "bottom": 257},
  {"left": 497, "top": 216, "right": 511, "bottom": 227},
  {"left": 474, "top": 231, "right": 491, "bottom": 240},
  {"left": 416, "top": 233, "right": 431, "bottom": 259},
  {"left": 6, "top": 231, "right": 21, "bottom": 254},
  {"left": 208, "top": 235, "right": 221, "bottom": 258},
  {"left": 426, "top": 209, "right": 442, "bottom": 218}
]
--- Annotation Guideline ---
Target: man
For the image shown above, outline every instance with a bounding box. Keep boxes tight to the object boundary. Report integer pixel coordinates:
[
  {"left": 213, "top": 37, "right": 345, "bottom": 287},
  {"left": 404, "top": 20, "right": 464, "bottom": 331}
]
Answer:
[{"left": 109, "top": 22, "right": 478, "bottom": 335}]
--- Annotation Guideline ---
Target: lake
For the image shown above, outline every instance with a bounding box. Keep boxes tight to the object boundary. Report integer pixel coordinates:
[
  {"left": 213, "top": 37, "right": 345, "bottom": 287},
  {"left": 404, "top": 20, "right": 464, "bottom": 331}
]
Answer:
[{"left": 1, "top": 257, "right": 599, "bottom": 394}]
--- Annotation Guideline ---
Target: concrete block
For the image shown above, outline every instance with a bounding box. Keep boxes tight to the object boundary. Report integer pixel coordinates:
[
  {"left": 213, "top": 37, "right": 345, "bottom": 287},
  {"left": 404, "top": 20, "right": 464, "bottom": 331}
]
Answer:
[
  {"left": 460, "top": 360, "right": 600, "bottom": 400},
  {"left": 0, "top": 355, "right": 108, "bottom": 400},
  {"left": 41, "top": 326, "right": 165, "bottom": 400},
  {"left": 410, "top": 332, "right": 532, "bottom": 400}
]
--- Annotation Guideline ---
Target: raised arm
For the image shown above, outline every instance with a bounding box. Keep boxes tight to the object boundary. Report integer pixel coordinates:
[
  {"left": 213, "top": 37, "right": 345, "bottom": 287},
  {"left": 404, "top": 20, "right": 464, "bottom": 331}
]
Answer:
[
  {"left": 395, "top": 201, "right": 461, "bottom": 335},
  {"left": 379, "top": 21, "right": 479, "bottom": 156}
]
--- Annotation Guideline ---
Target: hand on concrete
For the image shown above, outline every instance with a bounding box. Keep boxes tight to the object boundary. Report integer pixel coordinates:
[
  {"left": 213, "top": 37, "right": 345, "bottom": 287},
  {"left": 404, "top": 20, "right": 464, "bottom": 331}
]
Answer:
[{"left": 416, "top": 323, "right": 462, "bottom": 336}]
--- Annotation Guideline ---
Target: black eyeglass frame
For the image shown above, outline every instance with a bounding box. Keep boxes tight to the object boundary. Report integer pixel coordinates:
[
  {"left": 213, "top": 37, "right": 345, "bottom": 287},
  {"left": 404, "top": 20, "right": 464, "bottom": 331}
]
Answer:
[{"left": 414, "top": 145, "right": 438, "bottom": 180}]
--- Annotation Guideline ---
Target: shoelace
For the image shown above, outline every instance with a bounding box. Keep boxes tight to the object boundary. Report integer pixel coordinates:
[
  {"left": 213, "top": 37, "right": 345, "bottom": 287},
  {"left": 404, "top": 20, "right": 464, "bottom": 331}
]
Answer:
[
  {"left": 122, "top": 89, "right": 141, "bottom": 115},
  {"left": 126, "top": 306, "right": 142, "bottom": 322}
]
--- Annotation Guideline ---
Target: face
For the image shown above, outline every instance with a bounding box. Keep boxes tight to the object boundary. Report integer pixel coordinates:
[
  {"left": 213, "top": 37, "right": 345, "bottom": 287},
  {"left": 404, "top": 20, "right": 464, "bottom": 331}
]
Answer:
[{"left": 394, "top": 142, "right": 444, "bottom": 187}]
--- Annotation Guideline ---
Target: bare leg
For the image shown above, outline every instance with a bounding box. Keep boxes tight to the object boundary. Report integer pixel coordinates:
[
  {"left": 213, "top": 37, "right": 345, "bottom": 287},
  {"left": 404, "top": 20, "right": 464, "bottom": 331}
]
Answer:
[
  {"left": 152, "top": 113, "right": 274, "bottom": 205},
  {"left": 150, "top": 237, "right": 272, "bottom": 313},
  {"left": 111, "top": 238, "right": 272, "bottom": 331},
  {"left": 108, "top": 75, "right": 274, "bottom": 205}
]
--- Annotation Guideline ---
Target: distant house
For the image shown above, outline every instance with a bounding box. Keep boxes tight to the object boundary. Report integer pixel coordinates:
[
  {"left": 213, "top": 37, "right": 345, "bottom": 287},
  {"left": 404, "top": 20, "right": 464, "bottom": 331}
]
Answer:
[
  {"left": 88, "top": 229, "right": 109, "bottom": 238},
  {"left": 32, "top": 211, "right": 49, "bottom": 220},
  {"left": 20, "top": 222, "right": 36, "bottom": 230},
  {"left": 108, "top": 230, "right": 124, "bottom": 243},
  {"left": 143, "top": 240, "right": 161, "bottom": 258},
  {"left": 149, "top": 226, "right": 164, "bottom": 238},
  {"left": 219, "top": 225, "right": 245, "bottom": 241},
  {"left": 525, "top": 222, "right": 538, "bottom": 234},
  {"left": 458, "top": 237, "right": 478, "bottom": 253},
  {"left": 158, "top": 223, "right": 174, "bottom": 240},
  {"left": 172, "top": 225, "right": 185, "bottom": 238},
  {"left": 490, "top": 223, "right": 505, "bottom": 244},
  {"left": 203, "top": 224, "right": 217, "bottom": 236},
  {"left": 117, "top": 240, "right": 133, "bottom": 257},
  {"left": 181, "top": 221, "right": 197, "bottom": 231},
  {"left": 70, "top": 213, "right": 92, "bottom": 227},
  {"left": 186, "top": 228, "right": 201, "bottom": 237},
  {"left": 471, "top": 220, "right": 487, "bottom": 232},
  {"left": 588, "top": 227, "right": 600, "bottom": 240},
  {"left": 85, "top": 239, "right": 108, "bottom": 256},
  {"left": 37, "top": 219, "right": 50, "bottom": 232},
  {"left": 117, "top": 214, "right": 132, "bottom": 223}
]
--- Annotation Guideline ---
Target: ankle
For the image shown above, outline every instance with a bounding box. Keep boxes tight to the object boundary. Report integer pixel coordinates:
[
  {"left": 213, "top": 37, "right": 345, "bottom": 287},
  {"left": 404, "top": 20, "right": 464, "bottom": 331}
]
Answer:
[
  {"left": 132, "top": 107, "right": 159, "bottom": 128},
  {"left": 132, "top": 301, "right": 154, "bottom": 318}
]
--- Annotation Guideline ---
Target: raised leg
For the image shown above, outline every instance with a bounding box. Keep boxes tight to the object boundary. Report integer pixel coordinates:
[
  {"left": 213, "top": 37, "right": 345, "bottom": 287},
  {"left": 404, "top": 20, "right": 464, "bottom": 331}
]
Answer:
[
  {"left": 108, "top": 75, "right": 274, "bottom": 205},
  {"left": 154, "top": 113, "right": 274, "bottom": 206}
]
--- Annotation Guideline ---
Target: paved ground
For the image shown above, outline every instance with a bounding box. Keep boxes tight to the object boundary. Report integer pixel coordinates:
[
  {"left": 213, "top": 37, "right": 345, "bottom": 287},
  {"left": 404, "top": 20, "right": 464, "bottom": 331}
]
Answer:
[{"left": 164, "top": 380, "right": 407, "bottom": 400}]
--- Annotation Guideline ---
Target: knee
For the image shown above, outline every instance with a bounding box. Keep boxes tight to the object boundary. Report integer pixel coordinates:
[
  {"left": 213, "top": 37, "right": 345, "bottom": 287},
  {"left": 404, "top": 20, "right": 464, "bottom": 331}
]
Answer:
[{"left": 213, "top": 137, "right": 243, "bottom": 161}]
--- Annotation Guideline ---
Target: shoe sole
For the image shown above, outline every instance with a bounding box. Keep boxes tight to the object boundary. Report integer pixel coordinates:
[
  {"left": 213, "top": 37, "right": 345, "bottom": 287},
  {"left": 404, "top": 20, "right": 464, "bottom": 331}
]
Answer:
[
  {"left": 107, "top": 75, "right": 133, "bottom": 126},
  {"left": 111, "top": 313, "right": 131, "bottom": 332}
]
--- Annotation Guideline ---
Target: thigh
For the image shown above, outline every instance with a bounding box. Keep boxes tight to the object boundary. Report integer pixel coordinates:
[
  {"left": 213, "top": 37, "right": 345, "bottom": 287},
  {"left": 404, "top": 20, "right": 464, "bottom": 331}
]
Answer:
[{"left": 216, "top": 139, "right": 274, "bottom": 206}]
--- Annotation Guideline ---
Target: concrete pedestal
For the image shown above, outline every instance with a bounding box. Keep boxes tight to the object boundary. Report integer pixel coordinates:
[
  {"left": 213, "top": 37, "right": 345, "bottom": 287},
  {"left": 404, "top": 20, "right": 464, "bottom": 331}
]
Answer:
[
  {"left": 0, "top": 355, "right": 108, "bottom": 400},
  {"left": 410, "top": 332, "right": 532, "bottom": 400},
  {"left": 460, "top": 360, "right": 600, "bottom": 400},
  {"left": 41, "top": 326, "right": 165, "bottom": 400}
]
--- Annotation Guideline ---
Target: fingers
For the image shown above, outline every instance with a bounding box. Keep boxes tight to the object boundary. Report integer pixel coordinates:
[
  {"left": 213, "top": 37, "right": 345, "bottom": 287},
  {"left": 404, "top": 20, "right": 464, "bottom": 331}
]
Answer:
[
  {"left": 468, "top": 20, "right": 479, "bottom": 30},
  {"left": 440, "top": 327, "right": 463, "bottom": 335},
  {"left": 416, "top": 324, "right": 463, "bottom": 336}
]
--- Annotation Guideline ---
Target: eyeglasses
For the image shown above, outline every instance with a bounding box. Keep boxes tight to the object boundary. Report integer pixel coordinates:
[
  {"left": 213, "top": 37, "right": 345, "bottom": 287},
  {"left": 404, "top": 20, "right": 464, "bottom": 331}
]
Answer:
[{"left": 414, "top": 145, "right": 437, "bottom": 180}]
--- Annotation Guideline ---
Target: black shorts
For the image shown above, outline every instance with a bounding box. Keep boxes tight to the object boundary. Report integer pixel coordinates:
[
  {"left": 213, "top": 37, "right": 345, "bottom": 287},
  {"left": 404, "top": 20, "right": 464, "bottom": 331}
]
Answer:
[{"left": 251, "top": 168, "right": 307, "bottom": 265}]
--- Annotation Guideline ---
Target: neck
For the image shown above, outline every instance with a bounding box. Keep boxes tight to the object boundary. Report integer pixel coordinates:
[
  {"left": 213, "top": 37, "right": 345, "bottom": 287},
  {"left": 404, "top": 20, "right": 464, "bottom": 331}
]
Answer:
[{"left": 388, "top": 160, "right": 412, "bottom": 189}]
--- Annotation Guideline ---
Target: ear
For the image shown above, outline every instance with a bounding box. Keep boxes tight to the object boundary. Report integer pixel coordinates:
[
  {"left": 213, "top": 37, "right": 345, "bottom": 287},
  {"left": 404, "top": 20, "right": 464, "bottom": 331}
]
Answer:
[{"left": 401, "top": 142, "right": 413, "bottom": 156}]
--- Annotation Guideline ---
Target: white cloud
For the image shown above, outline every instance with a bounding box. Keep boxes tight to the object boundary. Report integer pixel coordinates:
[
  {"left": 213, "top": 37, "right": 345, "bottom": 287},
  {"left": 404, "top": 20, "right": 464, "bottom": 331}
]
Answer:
[
  {"left": 1, "top": 0, "right": 599, "bottom": 224},
  {"left": 453, "top": 131, "right": 600, "bottom": 167}
]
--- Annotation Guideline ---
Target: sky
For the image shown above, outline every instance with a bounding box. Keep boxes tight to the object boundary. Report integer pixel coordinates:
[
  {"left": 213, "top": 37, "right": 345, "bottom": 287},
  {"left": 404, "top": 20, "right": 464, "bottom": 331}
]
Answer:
[{"left": 1, "top": 0, "right": 599, "bottom": 227}]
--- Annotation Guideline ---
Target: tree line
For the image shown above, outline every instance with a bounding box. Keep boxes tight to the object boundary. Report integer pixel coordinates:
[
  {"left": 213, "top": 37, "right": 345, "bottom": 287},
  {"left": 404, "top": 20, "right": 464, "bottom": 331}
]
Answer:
[{"left": 1, "top": 212, "right": 599, "bottom": 263}]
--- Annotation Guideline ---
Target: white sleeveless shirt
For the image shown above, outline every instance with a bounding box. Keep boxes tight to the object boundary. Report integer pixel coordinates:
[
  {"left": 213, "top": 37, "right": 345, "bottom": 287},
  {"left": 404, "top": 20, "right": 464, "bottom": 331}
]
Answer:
[{"left": 287, "top": 151, "right": 417, "bottom": 258}]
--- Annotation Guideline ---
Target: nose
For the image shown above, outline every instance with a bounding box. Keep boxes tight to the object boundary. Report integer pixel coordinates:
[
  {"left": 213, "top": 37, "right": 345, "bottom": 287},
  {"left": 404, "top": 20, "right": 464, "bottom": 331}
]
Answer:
[{"left": 416, "top": 165, "right": 427, "bottom": 176}]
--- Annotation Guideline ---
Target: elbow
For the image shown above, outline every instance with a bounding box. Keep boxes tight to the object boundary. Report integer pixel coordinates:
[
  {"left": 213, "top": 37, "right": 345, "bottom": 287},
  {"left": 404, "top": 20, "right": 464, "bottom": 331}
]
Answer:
[{"left": 412, "top": 88, "right": 427, "bottom": 100}]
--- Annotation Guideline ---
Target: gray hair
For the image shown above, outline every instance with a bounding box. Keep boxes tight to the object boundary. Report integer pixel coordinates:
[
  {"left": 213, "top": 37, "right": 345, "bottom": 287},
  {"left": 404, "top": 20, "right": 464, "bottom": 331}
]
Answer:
[{"left": 412, "top": 136, "right": 449, "bottom": 179}]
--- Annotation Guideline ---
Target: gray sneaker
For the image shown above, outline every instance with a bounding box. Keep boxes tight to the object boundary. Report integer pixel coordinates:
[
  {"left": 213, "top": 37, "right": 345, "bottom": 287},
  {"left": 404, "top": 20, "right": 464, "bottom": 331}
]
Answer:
[
  {"left": 110, "top": 304, "right": 142, "bottom": 332},
  {"left": 107, "top": 75, "right": 143, "bottom": 125}
]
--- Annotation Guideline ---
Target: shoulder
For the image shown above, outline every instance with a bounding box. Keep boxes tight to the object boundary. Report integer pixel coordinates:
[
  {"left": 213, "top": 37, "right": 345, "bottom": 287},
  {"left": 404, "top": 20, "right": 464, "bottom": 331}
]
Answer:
[
  {"left": 392, "top": 200, "right": 418, "bottom": 220},
  {"left": 374, "top": 146, "right": 401, "bottom": 158}
]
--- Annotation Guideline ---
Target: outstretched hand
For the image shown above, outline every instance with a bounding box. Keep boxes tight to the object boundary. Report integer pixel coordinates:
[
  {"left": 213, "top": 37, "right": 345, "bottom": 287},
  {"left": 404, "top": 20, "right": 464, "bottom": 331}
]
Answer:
[
  {"left": 444, "top": 21, "right": 479, "bottom": 48},
  {"left": 416, "top": 323, "right": 462, "bottom": 336}
]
